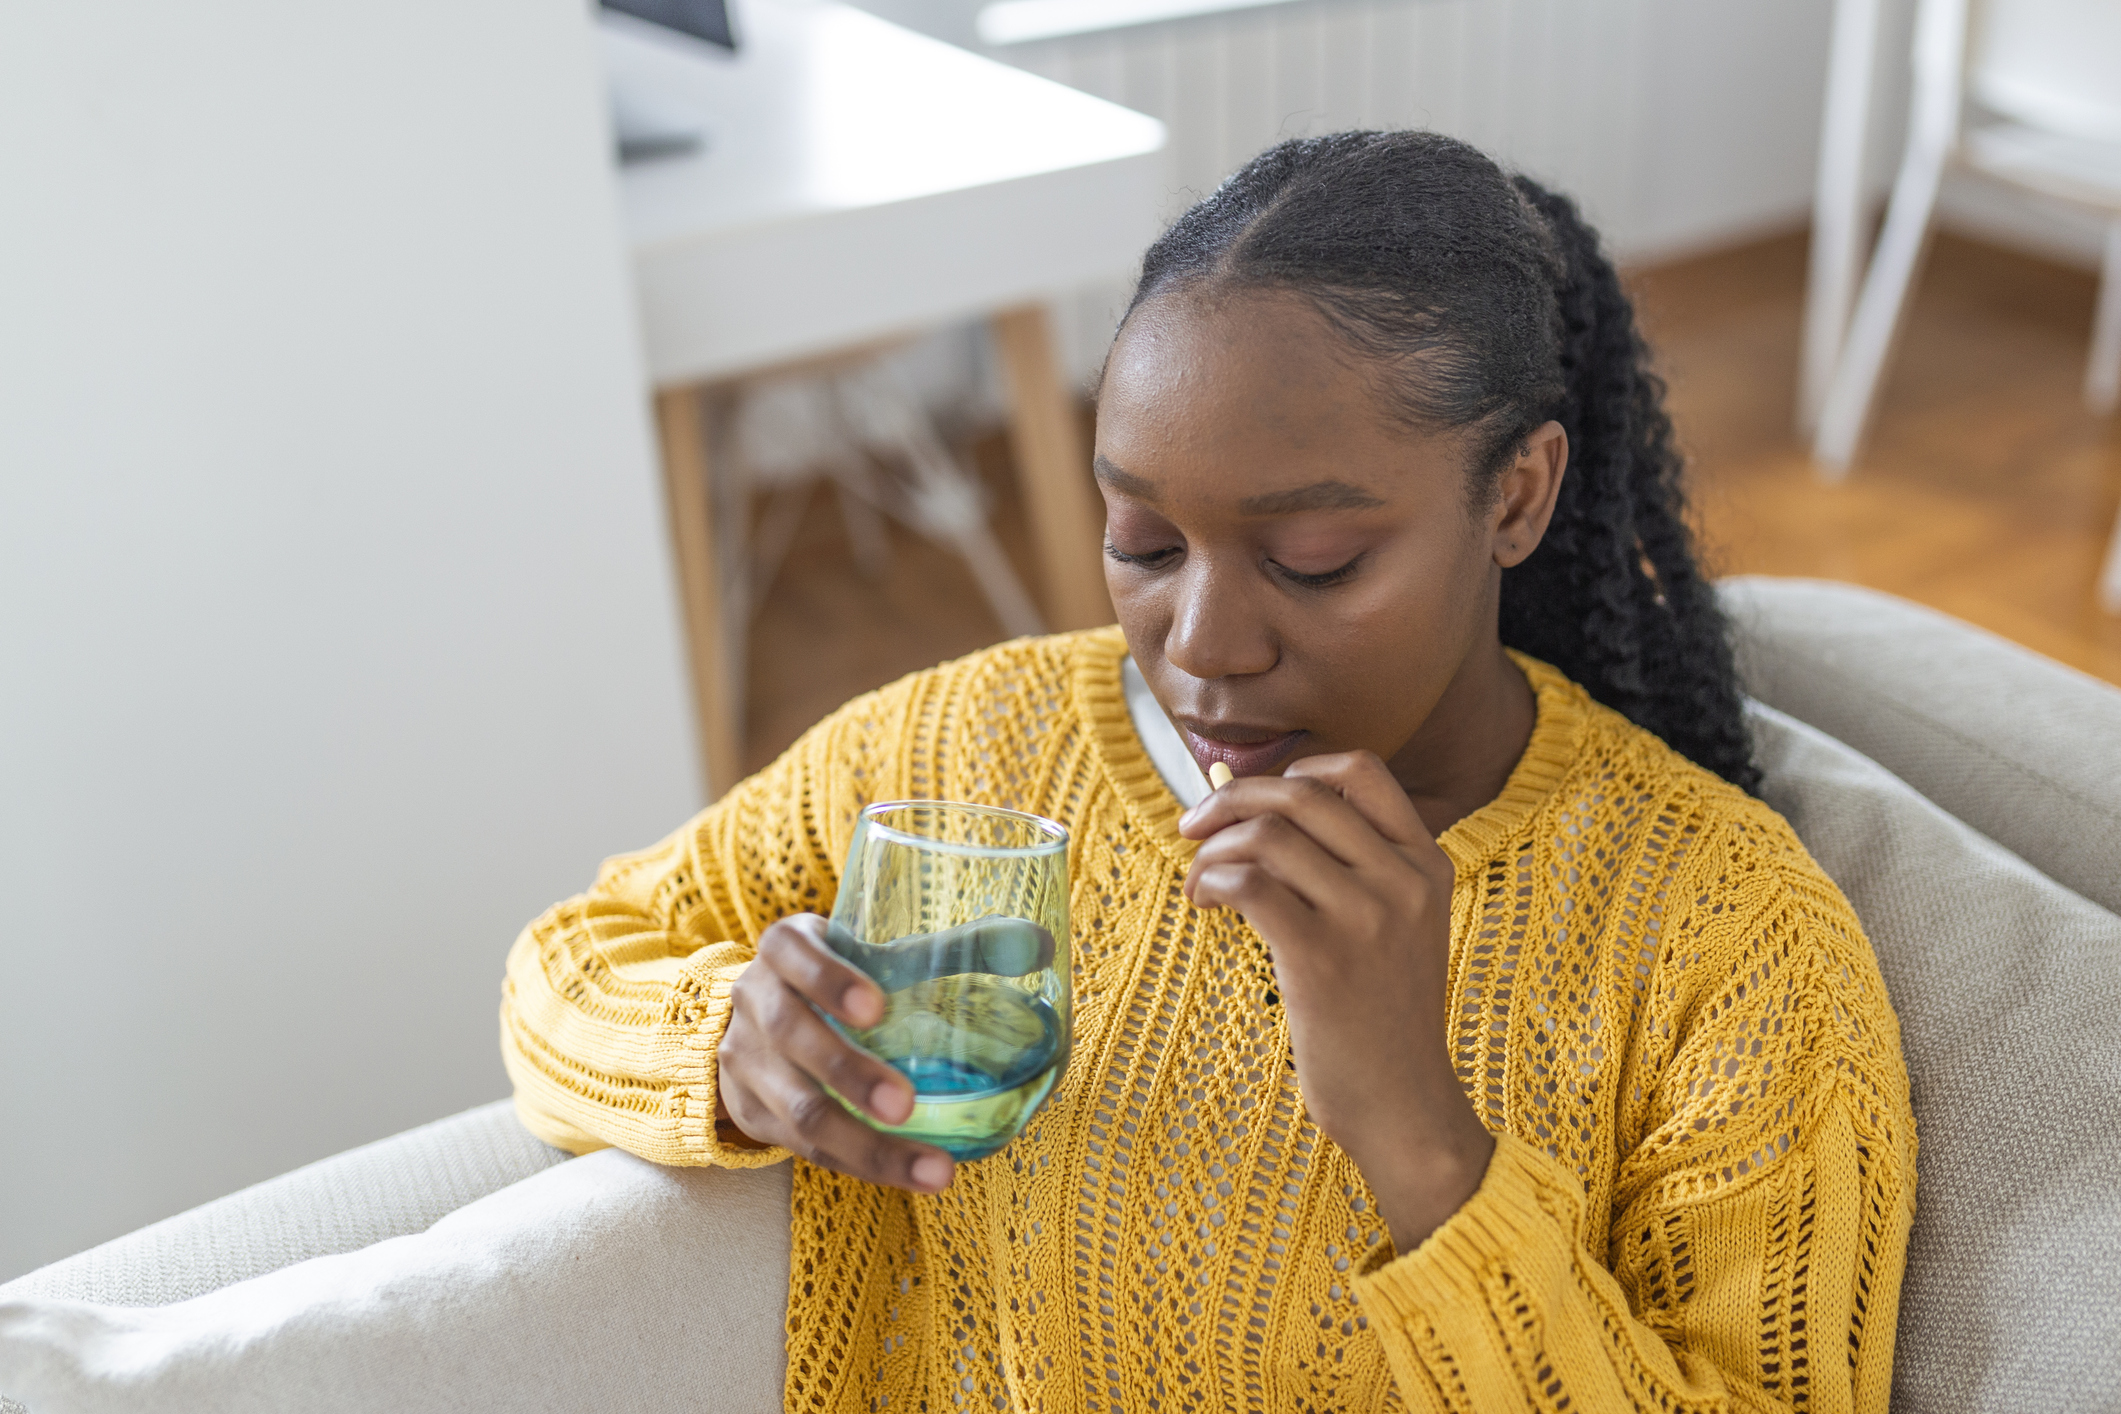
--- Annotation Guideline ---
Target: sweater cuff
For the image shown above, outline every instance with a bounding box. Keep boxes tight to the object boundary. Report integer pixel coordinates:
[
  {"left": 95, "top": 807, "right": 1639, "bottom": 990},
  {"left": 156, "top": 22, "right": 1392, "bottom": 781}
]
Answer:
[
  {"left": 1351, "top": 1133, "right": 1577, "bottom": 1322},
  {"left": 676, "top": 946, "right": 792, "bottom": 1169}
]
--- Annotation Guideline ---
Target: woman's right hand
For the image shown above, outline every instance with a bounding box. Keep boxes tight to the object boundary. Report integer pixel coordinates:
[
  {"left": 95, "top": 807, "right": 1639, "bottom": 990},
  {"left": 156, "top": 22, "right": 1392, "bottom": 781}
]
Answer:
[{"left": 717, "top": 913, "right": 957, "bottom": 1194}]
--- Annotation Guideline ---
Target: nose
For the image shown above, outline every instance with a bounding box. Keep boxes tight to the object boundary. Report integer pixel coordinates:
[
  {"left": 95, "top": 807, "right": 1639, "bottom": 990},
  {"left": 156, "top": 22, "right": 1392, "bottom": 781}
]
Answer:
[{"left": 1163, "top": 555, "right": 1278, "bottom": 682}]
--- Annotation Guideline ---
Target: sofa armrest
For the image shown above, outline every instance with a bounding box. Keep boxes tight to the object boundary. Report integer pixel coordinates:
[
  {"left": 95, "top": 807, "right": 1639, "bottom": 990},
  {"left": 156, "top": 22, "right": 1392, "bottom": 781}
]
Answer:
[
  {"left": 0, "top": 1101, "right": 568, "bottom": 1308},
  {"left": 1721, "top": 575, "right": 2121, "bottom": 915}
]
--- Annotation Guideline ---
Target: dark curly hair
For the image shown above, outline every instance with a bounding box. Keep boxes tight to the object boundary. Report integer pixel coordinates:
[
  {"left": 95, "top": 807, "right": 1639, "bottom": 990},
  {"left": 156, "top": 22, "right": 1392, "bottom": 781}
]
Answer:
[{"left": 1117, "top": 130, "right": 1759, "bottom": 793}]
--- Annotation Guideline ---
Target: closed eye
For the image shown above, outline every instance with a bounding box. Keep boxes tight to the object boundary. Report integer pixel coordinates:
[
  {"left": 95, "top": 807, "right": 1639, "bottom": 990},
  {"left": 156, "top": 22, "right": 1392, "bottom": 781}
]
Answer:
[
  {"left": 1106, "top": 542, "right": 1180, "bottom": 569},
  {"left": 1273, "top": 555, "right": 1362, "bottom": 589}
]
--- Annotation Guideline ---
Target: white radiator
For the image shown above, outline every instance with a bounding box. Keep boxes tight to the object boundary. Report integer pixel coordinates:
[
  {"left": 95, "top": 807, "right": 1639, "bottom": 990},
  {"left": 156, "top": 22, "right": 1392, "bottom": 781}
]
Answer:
[{"left": 991, "top": 0, "right": 1841, "bottom": 380}]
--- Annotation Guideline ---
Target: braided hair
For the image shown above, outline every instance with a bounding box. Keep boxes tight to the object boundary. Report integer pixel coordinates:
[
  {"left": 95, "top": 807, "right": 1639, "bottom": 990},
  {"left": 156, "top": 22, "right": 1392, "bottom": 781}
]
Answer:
[{"left": 1118, "top": 130, "right": 1760, "bottom": 793}]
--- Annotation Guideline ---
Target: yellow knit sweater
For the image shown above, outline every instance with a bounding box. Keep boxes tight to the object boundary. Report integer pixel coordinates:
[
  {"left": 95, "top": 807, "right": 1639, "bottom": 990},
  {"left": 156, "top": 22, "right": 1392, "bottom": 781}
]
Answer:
[{"left": 501, "top": 628, "right": 1915, "bottom": 1413}]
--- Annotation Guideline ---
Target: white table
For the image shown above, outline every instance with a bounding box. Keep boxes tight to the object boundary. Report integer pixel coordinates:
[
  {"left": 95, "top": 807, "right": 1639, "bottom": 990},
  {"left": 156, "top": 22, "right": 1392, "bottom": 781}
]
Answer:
[{"left": 602, "top": 1, "right": 1166, "bottom": 795}]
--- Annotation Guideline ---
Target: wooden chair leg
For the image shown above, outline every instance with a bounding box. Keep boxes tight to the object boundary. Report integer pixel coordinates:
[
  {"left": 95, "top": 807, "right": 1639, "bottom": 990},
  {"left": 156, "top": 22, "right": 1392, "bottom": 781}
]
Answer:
[
  {"left": 2086, "top": 217, "right": 2121, "bottom": 417},
  {"left": 2100, "top": 512, "right": 2121, "bottom": 615},
  {"left": 991, "top": 304, "right": 1112, "bottom": 632},
  {"left": 655, "top": 385, "right": 744, "bottom": 801}
]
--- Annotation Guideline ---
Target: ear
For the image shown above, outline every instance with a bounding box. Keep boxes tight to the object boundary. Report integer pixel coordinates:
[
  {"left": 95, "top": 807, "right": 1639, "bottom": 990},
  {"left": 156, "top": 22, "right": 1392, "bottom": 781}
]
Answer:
[{"left": 1490, "top": 421, "right": 1567, "bottom": 569}]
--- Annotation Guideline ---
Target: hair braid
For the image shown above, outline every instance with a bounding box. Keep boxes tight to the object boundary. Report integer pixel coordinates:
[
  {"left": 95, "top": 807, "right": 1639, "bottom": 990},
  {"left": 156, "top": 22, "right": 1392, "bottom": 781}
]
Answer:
[
  {"left": 1122, "top": 131, "right": 1762, "bottom": 792},
  {"left": 1502, "top": 179, "right": 1759, "bottom": 791}
]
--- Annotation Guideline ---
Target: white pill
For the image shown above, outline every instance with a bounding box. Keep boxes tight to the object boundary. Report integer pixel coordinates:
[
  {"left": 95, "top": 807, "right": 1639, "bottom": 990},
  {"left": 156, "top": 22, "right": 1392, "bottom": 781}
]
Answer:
[{"left": 1208, "top": 761, "right": 1234, "bottom": 790}]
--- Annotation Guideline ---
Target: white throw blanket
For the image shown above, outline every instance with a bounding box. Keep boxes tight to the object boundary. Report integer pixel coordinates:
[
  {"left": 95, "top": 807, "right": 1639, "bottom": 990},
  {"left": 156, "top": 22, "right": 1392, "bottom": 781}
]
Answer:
[{"left": 0, "top": 1149, "right": 790, "bottom": 1413}]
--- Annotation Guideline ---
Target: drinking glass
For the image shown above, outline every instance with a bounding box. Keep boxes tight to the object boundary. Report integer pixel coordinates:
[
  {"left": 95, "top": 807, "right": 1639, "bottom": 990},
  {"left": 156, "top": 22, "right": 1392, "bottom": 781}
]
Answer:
[{"left": 823, "top": 800, "right": 1071, "bottom": 1161}]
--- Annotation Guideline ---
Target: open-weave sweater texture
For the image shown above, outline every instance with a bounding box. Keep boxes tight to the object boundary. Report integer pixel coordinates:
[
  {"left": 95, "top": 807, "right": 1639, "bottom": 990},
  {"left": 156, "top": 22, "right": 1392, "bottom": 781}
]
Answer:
[{"left": 501, "top": 627, "right": 1915, "bottom": 1413}]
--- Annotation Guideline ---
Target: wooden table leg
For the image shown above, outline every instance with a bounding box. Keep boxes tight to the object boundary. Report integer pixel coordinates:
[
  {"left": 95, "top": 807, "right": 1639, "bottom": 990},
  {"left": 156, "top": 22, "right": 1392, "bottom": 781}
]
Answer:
[
  {"left": 991, "top": 304, "right": 1112, "bottom": 632},
  {"left": 654, "top": 385, "right": 744, "bottom": 801}
]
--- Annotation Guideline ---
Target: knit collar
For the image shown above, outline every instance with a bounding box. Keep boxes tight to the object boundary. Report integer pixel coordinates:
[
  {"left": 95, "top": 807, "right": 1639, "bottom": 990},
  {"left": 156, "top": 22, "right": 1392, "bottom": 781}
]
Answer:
[{"left": 1072, "top": 626, "right": 1587, "bottom": 871}]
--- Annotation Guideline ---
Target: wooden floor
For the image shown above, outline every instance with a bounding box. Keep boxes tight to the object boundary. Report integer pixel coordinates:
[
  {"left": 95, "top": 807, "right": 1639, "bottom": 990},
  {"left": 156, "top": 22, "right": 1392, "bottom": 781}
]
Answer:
[
  {"left": 743, "top": 230, "right": 2121, "bottom": 773},
  {"left": 1631, "top": 229, "right": 2121, "bottom": 688}
]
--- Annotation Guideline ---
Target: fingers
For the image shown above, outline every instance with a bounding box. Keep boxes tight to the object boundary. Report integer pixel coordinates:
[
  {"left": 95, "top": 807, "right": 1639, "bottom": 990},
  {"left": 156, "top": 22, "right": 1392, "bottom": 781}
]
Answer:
[
  {"left": 1186, "top": 860, "right": 1312, "bottom": 941},
  {"left": 1185, "top": 803, "right": 1441, "bottom": 938},
  {"left": 719, "top": 1044, "right": 954, "bottom": 1193},
  {"left": 759, "top": 914, "right": 886, "bottom": 1028},
  {"left": 734, "top": 959, "right": 914, "bottom": 1124},
  {"left": 1180, "top": 754, "right": 1420, "bottom": 866},
  {"left": 723, "top": 918, "right": 954, "bottom": 1192},
  {"left": 1184, "top": 810, "right": 1344, "bottom": 912},
  {"left": 1179, "top": 755, "right": 1452, "bottom": 942},
  {"left": 1284, "top": 751, "right": 1432, "bottom": 847}
]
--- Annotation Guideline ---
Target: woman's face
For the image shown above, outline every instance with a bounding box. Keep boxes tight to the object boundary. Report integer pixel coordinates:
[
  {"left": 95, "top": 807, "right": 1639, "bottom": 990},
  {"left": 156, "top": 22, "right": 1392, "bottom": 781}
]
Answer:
[{"left": 1095, "top": 287, "right": 1558, "bottom": 785}]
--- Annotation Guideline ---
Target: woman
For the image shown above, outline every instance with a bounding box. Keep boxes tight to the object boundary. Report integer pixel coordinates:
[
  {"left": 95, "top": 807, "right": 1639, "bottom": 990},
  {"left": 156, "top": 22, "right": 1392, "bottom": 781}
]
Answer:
[{"left": 502, "top": 132, "right": 1914, "bottom": 1411}]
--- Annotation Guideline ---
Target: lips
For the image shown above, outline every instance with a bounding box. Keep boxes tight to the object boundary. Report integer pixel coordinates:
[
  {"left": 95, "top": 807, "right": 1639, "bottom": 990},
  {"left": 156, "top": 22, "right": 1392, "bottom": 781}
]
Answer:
[{"left": 1178, "top": 725, "right": 1307, "bottom": 779}]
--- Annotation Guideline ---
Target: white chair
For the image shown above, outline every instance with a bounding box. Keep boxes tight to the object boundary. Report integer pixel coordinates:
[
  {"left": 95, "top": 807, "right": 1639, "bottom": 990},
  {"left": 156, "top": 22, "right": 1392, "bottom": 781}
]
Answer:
[{"left": 1800, "top": 0, "right": 2121, "bottom": 607}]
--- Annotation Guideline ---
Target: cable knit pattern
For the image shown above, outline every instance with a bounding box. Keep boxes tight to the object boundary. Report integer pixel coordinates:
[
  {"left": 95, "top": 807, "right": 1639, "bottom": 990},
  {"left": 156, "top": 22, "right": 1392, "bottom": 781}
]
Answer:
[{"left": 500, "top": 627, "right": 1914, "bottom": 1413}]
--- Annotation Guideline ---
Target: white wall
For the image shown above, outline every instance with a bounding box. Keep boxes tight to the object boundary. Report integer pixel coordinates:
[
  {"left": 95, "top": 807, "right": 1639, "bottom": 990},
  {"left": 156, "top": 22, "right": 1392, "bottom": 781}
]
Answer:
[
  {"left": 860, "top": 0, "right": 1844, "bottom": 377},
  {"left": 0, "top": 1, "right": 699, "bottom": 1280},
  {"left": 856, "top": 0, "right": 2108, "bottom": 382}
]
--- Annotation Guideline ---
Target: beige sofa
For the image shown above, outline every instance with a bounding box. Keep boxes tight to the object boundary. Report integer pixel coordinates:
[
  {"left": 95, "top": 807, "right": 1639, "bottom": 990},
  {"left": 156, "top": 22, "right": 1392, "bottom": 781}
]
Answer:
[{"left": 4, "top": 576, "right": 2118, "bottom": 1412}]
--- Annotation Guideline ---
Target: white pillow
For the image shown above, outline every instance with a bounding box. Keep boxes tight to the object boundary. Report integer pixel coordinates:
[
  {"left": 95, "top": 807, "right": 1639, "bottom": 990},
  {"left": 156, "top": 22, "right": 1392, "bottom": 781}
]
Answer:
[
  {"left": 1725, "top": 575, "right": 2121, "bottom": 915},
  {"left": 1749, "top": 702, "right": 2121, "bottom": 1412},
  {"left": 0, "top": 1148, "right": 790, "bottom": 1414}
]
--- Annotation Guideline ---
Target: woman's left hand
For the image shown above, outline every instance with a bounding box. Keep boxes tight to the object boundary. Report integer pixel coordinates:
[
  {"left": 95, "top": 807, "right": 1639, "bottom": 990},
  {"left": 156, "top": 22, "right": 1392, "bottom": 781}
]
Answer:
[{"left": 1179, "top": 751, "right": 1494, "bottom": 1254}]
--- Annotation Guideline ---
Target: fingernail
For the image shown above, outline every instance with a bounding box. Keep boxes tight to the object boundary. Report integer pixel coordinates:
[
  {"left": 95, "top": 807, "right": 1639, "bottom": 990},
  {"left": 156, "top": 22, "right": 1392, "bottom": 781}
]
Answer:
[
  {"left": 870, "top": 1082, "right": 909, "bottom": 1123},
  {"left": 911, "top": 1154, "right": 952, "bottom": 1191}
]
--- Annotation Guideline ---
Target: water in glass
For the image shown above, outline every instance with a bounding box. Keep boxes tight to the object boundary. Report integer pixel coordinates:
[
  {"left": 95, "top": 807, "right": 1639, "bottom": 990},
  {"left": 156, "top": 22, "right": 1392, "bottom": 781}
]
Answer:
[{"left": 824, "top": 800, "right": 1070, "bottom": 1161}]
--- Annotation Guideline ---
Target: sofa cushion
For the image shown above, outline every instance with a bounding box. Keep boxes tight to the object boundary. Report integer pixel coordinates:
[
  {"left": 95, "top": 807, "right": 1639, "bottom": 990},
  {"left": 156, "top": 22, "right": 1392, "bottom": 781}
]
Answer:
[
  {"left": 0, "top": 1101, "right": 568, "bottom": 1309},
  {"left": 0, "top": 1147, "right": 792, "bottom": 1414},
  {"left": 1748, "top": 701, "right": 2121, "bottom": 1412},
  {"left": 1723, "top": 575, "right": 2121, "bottom": 915}
]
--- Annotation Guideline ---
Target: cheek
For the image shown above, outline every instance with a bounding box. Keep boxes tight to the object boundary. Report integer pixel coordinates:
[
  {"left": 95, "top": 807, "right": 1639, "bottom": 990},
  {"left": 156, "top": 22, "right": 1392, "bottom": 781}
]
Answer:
[
  {"left": 1296, "top": 533, "right": 1494, "bottom": 729},
  {"left": 1334, "top": 531, "right": 1486, "bottom": 649}
]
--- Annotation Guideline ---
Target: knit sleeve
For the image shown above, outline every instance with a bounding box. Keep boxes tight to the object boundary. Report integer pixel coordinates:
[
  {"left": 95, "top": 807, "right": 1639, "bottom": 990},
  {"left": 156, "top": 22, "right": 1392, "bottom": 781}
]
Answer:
[
  {"left": 497, "top": 676, "right": 916, "bottom": 1168},
  {"left": 1353, "top": 869, "right": 1916, "bottom": 1414}
]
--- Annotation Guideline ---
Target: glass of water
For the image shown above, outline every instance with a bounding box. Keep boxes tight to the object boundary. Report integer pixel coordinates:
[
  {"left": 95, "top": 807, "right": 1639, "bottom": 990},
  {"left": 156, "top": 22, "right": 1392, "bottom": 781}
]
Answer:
[{"left": 824, "top": 800, "right": 1070, "bottom": 1161}]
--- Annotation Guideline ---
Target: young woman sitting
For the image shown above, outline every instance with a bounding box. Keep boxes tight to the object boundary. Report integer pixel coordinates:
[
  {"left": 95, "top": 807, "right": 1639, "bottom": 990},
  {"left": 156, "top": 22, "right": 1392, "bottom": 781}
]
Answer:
[{"left": 501, "top": 131, "right": 1915, "bottom": 1413}]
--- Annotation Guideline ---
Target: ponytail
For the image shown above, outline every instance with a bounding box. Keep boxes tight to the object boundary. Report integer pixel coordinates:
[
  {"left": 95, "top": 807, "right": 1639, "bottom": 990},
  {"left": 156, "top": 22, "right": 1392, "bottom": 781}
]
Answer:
[
  {"left": 1123, "top": 132, "right": 1761, "bottom": 793},
  {"left": 1499, "top": 179, "right": 1760, "bottom": 793}
]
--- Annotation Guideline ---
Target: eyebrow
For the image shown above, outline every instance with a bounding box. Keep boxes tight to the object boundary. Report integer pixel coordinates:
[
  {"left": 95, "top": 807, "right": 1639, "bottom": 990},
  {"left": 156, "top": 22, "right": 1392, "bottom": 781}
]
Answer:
[
  {"left": 1093, "top": 455, "right": 1158, "bottom": 500},
  {"left": 1236, "top": 480, "right": 1387, "bottom": 515},
  {"left": 1094, "top": 457, "right": 1388, "bottom": 516}
]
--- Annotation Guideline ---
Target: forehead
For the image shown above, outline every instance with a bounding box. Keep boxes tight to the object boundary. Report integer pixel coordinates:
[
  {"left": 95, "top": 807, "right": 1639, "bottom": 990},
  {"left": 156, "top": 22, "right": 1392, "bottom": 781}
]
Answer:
[
  {"left": 1101, "top": 287, "right": 1375, "bottom": 424},
  {"left": 1096, "top": 287, "right": 1465, "bottom": 506}
]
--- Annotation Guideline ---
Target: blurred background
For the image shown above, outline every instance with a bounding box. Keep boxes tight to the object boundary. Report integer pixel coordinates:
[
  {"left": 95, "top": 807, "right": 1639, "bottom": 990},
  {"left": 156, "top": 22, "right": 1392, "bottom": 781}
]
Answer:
[{"left": 2, "top": 0, "right": 2114, "bottom": 1282}]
